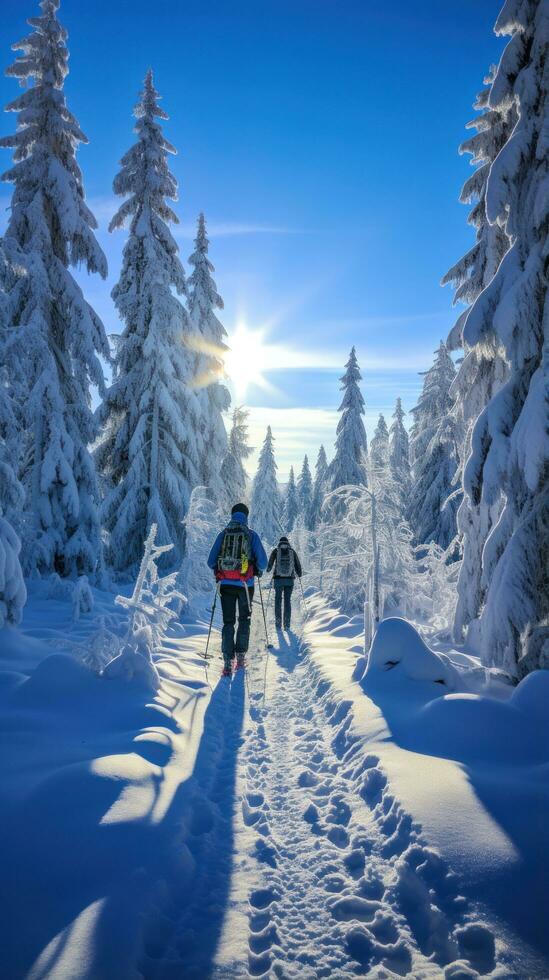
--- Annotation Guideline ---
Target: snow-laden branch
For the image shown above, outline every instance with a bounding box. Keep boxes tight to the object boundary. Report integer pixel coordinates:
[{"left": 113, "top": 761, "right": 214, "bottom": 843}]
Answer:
[{"left": 103, "top": 523, "right": 186, "bottom": 691}]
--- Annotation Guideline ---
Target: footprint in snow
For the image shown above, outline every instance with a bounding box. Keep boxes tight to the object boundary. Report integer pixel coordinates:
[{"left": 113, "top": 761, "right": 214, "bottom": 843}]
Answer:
[
  {"left": 297, "top": 768, "right": 318, "bottom": 788},
  {"left": 249, "top": 886, "right": 279, "bottom": 910},
  {"left": 326, "top": 795, "right": 352, "bottom": 827},
  {"left": 327, "top": 825, "right": 349, "bottom": 849},
  {"left": 330, "top": 895, "right": 380, "bottom": 922}
]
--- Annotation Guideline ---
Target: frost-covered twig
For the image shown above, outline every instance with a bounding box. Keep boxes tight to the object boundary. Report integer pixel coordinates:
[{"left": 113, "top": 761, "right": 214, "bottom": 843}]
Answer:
[{"left": 103, "top": 524, "right": 186, "bottom": 691}]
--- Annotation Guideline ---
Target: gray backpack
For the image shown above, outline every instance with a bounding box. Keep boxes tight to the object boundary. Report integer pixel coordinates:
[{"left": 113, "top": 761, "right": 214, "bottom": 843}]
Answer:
[{"left": 275, "top": 543, "right": 295, "bottom": 577}]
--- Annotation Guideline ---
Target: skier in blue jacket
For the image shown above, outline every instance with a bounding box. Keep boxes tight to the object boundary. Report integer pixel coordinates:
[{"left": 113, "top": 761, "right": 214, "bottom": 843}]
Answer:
[{"left": 207, "top": 503, "right": 268, "bottom": 673}]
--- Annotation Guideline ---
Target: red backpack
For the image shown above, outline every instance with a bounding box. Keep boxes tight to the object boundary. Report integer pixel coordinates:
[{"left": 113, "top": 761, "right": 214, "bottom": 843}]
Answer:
[{"left": 216, "top": 522, "right": 254, "bottom": 582}]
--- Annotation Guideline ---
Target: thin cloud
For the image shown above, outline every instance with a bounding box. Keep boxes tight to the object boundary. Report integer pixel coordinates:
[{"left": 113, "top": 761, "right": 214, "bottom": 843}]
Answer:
[
  {"left": 246, "top": 346, "right": 443, "bottom": 374},
  {"left": 174, "top": 222, "right": 301, "bottom": 239}
]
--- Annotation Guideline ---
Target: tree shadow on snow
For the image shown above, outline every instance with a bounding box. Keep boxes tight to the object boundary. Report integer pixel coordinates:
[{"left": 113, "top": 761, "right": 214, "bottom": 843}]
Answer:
[
  {"left": 0, "top": 652, "right": 243, "bottom": 980},
  {"left": 362, "top": 655, "right": 549, "bottom": 963}
]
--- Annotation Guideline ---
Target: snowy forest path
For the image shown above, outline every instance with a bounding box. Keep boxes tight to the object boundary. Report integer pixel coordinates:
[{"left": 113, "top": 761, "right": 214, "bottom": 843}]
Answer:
[{"left": 144, "top": 593, "right": 498, "bottom": 979}]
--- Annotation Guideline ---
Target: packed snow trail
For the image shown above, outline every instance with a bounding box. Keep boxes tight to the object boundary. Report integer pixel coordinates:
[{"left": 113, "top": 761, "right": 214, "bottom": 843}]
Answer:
[{"left": 143, "top": 599, "right": 498, "bottom": 979}]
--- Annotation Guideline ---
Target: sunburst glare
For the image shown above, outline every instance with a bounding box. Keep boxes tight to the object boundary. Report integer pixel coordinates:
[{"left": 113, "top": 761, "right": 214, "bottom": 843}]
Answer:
[{"left": 225, "top": 323, "right": 277, "bottom": 399}]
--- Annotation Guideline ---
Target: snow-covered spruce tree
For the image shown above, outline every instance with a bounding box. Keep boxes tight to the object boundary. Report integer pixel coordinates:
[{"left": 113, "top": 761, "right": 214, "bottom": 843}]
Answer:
[
  {"left": 250, "top": 426, "right": 281, "bottom": 546},
  {"left": 442, "top": 65, "right": 514, "bottom": 353},
  {"left": 96, "top": 71, "right": 200, "bottom": 573},
  {"left": 369, "top": 414, "right": 389, "bottom": 471},
  {"left": 187, "top": 213, "right": 230, "bottom": 495},
  {"left": 180, "top": 486, "right": 221, "bottom": 608},
  {"left": 0, "top": 363, "right": 26, "bottom": 626},
  {"left": 297, "top": 454, "right": 313, "bottom": 529},
  {"left": 326, "top": 347, "right": 368, "bottom": 491},
  {"left": 458, "top": 0, "right": 549, "bottom": 676},
  {"left": 220, "top": 405, "right": 252, "bottom": 509},
  {"left": 283, "top": 466, "right": 299, "bottom": 532},
  {"left": 0, "top": 0, "right": 109, "bottom": 578},
  {"left": 310, "top": 444, "right": 328, "bottom": 529},
  {"left": 389, "top": 398, "right": 411, "bottom": 496},
  {"left": 442, "top": 64, "right": 516, "bottom": 642},
  {"left": 368, "top": 413, "right": 402, "bottom": 541},
  {"left": 408, "top": 343, "right": 460, "bottom": 550}
]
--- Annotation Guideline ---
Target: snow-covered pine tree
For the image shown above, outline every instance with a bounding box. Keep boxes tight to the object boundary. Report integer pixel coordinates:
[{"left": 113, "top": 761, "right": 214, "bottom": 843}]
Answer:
[
  {"left": 297, "top": 455, "right": 313, "bottom": 529},
  {"left": 389, "top": 398, "right": 411, "bottom": 496},
  {"left": 369, "top": 415, "right": 389, "bottom": 472},
  {"left": 283, "top": 466, "right": 299, "bottom": 532},
  {"left": 187, "top": 213, "right": 230, "bottom": 495},
  {"left": 220, "top": 405, "right": 252, "bottom": 508},
  {"left": 96, "top": 70, "right": 201, "bottom": 573},
  {"left": 180, "top": 485, "right": 221, "bottom": 607},
  {"left": 442, "top": 65, "right": 514, "bottom": 353},
  {"left": 408, "top": 343, "right": 460, "bottom": 550},
  {"left": 0, "top": 0, "right": 110, "bottom": 578},
  {"left": 310, "top": 444, "right": 328, "bottom": 529},
  {"left": 457, "top": 0, "right": 549, "bottom": 676},
  {"left": 0, "top": 359, "right": 26, "bottom": 626},
  {"left": 442, "top": 64, "right": 516, "bottom": 642},
  {"left": 326, "top": 347, "right": 368, "bottom": 491},
  {"left": 250, "top": 426, "right": 281, "bottom": 546}
]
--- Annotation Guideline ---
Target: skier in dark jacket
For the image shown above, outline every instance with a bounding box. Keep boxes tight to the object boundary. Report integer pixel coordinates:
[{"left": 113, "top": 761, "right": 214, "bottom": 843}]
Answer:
[
  {"left": 267, "top": 536, "right": 303, "bottom": 629},
  {"left": 207, "top": 503, "right": 268, "bottom": 674}
]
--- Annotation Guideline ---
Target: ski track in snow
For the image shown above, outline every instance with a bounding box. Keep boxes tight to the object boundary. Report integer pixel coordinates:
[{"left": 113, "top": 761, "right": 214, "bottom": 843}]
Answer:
[{"left": 143, "top": 605, "right": 499, "bottom": 979}]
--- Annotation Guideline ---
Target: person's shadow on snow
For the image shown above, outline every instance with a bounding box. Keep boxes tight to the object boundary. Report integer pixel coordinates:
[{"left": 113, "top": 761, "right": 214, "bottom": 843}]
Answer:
[{"left": 271, "top": 627, "right": 300, "bottom": 674}]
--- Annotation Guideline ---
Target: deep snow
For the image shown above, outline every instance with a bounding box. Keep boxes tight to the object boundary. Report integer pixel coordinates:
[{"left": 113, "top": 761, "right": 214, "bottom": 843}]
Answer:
[{"left": 0, "top": 585, "right": 548, "bottom": 978}]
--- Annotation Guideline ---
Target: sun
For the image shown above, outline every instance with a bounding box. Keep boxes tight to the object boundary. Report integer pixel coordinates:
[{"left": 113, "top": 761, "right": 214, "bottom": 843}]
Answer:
[{"left": 225, "top": 323, "right": 273, "bottom": 399}]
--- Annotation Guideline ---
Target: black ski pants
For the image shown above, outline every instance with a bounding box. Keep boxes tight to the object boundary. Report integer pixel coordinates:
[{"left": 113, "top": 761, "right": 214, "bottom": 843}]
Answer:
[
  {"left": 220, "top": 584, "right": 254, "bottom": 662},
  {"left": 274, "top": 578, "right": 294, "bottom": 628}
]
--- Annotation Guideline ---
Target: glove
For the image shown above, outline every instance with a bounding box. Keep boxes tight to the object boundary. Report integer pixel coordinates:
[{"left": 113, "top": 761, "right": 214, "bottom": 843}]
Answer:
[{"left": 256, "top": 569, "right": 263, "bottom": 578}]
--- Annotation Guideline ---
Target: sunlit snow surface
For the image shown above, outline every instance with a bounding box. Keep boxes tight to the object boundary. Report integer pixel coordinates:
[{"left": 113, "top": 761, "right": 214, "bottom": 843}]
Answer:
[{"left": 0, "top": 586, "right": 548, "bottom": 978}]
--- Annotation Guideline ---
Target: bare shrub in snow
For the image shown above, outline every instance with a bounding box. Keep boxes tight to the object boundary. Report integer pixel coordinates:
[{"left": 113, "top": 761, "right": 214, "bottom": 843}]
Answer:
[{"left": 104, "top": 524, "right": 185, "bottom": 692}]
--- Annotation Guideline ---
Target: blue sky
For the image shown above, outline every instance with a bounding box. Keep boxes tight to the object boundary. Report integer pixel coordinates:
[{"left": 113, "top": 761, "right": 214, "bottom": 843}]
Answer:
[{"left": 1, "top": 0, "right": 504, "bottom": 479}]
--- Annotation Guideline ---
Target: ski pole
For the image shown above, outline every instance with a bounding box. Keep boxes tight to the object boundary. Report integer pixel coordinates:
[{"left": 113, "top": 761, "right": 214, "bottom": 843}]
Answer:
[
  {"left": 299, "top": 576, "right": 309, "bottom": 618},
  {"left": 267, "top": 576, "right": 274, "bottom": 614},
  {"left": 257, "top": 578, "right": 273, "bottom": 649},
  {"left": 204, "top": 585, "right": 218, "bottom": 660}
]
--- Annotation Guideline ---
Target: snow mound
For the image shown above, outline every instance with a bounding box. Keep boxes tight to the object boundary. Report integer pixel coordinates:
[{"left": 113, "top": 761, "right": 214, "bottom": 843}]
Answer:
[
  {"left": 510, "top": 668, "right": 549, "bottom": 719},
  {"left": 9, "top": 654, "right": 99, "bottom": 707},
  {"left": 364, "top": 617, "right": 458, "bottom": 690},
  {"left": 102, "top": 642, "right": 160, "bottom": 693},
  {"left": 361, "top": 618, "right": 549, "bottom": 765}
]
